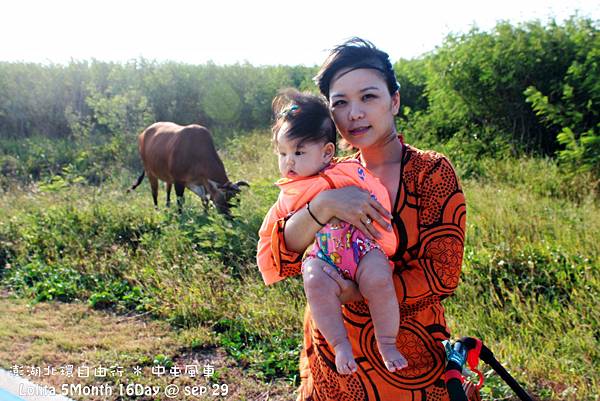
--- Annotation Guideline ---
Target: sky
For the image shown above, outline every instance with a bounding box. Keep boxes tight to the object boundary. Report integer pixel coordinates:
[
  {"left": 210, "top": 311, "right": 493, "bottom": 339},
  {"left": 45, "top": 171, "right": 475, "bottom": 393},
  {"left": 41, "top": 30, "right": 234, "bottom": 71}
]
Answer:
[{"left": 2, "top": 0, "right": 599, "bottom": 66}]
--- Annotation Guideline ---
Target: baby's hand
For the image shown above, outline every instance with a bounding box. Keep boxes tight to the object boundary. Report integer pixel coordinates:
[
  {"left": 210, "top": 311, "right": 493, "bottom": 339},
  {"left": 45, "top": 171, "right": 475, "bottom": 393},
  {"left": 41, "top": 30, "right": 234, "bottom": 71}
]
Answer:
[{"left": 322, "top": 265, "right": 362, "bottom": 304}]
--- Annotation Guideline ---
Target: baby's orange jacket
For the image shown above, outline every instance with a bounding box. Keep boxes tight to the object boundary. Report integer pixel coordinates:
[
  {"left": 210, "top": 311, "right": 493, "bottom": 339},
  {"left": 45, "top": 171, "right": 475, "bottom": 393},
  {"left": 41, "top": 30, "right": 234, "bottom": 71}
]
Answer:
[{"left": 257, "top": 160, "right": 396, "bottom": 285}]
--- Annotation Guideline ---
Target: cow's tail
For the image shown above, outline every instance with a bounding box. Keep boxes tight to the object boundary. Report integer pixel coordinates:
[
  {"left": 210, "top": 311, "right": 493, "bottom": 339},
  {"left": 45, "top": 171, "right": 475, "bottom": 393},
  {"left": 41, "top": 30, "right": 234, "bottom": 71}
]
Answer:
[{"left": 127, "top": 171, "right": 145, "bottom": 193}]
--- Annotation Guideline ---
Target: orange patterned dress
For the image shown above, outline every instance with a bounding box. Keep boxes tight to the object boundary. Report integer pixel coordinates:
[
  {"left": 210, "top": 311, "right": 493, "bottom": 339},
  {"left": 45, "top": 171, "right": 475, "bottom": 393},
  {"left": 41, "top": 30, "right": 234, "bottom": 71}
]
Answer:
[{"left": 270, "top": 144, "right": 469, "bottom": 401}]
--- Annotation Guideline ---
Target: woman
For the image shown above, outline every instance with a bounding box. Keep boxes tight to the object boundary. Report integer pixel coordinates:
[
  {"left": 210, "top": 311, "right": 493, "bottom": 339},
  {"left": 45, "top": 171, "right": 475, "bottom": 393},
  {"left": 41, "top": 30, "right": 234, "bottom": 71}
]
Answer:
[{"left": 264, "top": 38, "right": 470, "bottom": 401}]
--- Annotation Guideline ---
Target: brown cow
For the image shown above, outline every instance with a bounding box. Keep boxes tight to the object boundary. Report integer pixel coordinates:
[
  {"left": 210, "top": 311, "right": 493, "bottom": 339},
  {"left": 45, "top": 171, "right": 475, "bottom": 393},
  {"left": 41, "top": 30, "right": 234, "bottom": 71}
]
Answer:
[{"left": 128, "top": 122, "right": 248, "bottom": 215}]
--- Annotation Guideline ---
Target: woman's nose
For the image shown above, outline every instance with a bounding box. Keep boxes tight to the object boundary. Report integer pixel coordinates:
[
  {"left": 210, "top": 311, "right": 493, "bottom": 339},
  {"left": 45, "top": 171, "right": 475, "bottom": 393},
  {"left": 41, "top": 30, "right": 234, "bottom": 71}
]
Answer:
[{"left": 349, "top": 102, "right": 364, "bottom": 120}]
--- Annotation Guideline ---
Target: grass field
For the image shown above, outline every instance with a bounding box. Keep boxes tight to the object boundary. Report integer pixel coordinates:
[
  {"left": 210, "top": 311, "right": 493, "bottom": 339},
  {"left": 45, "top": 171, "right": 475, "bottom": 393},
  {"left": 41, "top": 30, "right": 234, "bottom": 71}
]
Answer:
[{"left": 1, "top": 131, "right": 598, "bottom": 400}]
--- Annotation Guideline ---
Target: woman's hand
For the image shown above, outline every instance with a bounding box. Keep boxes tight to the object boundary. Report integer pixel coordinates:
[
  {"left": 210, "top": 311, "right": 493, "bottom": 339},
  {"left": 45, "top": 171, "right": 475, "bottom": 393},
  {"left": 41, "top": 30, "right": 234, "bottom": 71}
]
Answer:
[
  {"left": 283, "top": 185, "right": 393, "bottom": 253},
  {"left": 312, "top": 186, "right": 392, "bottom": 241},
  {"left": 322, "top": 265, "right": 363, "bottom": 304}
]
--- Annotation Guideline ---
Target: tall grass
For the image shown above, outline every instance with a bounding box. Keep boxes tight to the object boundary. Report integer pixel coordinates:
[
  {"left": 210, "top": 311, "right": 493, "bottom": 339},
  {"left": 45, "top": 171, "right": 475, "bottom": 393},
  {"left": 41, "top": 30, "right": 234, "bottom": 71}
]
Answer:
[{"left": 1, "top": 132, "right": 598, "bottom": 400}]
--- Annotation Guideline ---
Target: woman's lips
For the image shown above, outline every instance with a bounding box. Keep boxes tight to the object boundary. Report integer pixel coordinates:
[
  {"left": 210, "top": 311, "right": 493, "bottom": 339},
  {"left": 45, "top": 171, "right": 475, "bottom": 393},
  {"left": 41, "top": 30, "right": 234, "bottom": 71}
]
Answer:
[{"left": 349, "top": 126, "right": 371, "bottom": 136}]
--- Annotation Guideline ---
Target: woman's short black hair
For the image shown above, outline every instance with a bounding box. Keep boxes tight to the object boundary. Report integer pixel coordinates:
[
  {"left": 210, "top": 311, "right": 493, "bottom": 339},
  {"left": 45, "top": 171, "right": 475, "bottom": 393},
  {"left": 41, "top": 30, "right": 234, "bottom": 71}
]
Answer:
[
  {"left": 314, "top": 37, "right": 400, "bottom": 100},
  {"left": 271, "top": 88, "right": 337, "bottom": 148}
]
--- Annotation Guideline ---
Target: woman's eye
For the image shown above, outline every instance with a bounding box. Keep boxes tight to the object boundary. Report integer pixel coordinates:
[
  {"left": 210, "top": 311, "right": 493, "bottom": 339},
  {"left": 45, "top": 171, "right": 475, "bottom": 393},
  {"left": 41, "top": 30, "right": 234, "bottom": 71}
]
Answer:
[
  {"left": 331, "top": 100, "right": 346, "bottom": 107},
  {"left": 363, "top": 93, "right": 376, "bottom": 101},
  {"left": 295, "top": 151, "right": 304, "bottom": 156}
]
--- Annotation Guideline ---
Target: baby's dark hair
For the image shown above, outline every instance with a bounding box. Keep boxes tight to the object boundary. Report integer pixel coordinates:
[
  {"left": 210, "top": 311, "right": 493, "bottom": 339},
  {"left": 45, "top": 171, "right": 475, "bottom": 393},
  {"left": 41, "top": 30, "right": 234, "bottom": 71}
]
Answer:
[
  {"left": 314, "top": 37, "right": 400, "bottom": 100},
  {"left": 271, "top": 88, "right": 336, "bottom": 148}
]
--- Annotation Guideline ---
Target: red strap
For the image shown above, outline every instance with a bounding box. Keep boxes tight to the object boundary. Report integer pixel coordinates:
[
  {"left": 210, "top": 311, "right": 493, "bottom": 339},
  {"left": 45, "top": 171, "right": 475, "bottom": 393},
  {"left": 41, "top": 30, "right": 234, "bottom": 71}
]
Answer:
[
  {"left": 473, "top": 368, "right": 485, "bottom": 389},
  {"left": 465, "top": 338, "right": 484, "bottom": 389},
  {"left": 466, "top": 338, "right": 483, "bottom": 370},
  {"left": 444, "top": 369, "right": 464, "bottom": 383}
]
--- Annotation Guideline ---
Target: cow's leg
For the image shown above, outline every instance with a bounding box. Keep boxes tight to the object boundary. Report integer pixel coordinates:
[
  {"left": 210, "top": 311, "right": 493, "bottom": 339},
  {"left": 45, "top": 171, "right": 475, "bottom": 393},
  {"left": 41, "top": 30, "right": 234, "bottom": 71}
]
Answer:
[
  {"left": 166, "top": 182, "right": 172, "bottom": 207},
  {"left": 175, "top": 182, "right": 185, "bottom": 212},
  {"left": 148, "top": 174, "right": 159, "bottom": 209}
]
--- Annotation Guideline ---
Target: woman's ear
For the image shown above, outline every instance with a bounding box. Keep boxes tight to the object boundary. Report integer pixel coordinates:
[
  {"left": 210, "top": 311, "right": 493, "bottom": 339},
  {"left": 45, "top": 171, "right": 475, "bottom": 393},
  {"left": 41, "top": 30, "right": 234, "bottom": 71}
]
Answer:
[
  {"left": 391, "top": 91, "right": 400, "bottom": 115},
  {"left": 323, "top": 142, "right": 336, "bottom": 162}
]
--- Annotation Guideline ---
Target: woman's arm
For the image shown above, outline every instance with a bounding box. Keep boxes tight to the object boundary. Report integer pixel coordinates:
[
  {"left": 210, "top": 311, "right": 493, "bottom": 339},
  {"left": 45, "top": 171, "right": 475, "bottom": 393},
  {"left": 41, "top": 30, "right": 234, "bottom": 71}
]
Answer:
[
  {"left": 324, "top": 156, "right": 466, "bottom": 305},
  {"left": 284, "top": 186, "right": 393, "bottom": 253},
  {"left": 274, "top": 185, "right": 392, "bottom": 303},
  {"left": 396, "top": 156, "right": 466, "bottom": 302}
]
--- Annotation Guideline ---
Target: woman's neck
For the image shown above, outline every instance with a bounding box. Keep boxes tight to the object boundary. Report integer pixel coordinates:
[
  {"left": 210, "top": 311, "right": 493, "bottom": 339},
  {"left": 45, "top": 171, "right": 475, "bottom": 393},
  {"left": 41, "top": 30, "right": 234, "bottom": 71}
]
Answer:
[{"left": 360, "top": 133, "right": 403, "bottom": 170}]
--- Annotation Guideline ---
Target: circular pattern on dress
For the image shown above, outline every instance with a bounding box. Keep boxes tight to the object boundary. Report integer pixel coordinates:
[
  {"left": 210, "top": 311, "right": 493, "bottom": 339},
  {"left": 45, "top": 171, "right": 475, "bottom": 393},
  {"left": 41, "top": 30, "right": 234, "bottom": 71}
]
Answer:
[
  {"left": 311, "top": 342, "right": 369, "bottom": 401},
  {"left": 424, "top": 236, "right": 462, "bottom": 289},
  {"left": 358, "top": 318, "right": 446, "bottom": 390}
]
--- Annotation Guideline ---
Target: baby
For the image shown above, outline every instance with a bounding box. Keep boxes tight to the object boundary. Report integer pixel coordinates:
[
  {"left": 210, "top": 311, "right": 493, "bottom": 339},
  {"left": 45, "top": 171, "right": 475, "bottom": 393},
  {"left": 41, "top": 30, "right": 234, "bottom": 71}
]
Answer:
[{"left": 257, "top": 89, "right": 407, "bottom": 375}]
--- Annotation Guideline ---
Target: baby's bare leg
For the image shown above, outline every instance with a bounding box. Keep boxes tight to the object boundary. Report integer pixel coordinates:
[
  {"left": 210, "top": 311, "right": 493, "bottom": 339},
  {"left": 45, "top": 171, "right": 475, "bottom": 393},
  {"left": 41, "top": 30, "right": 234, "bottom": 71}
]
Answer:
[
  {"left": 355, "top": 250, "right": 408, "bottom": 372},
  {"left": 303, "top": 258, "right": 357, "bottom": 375}
]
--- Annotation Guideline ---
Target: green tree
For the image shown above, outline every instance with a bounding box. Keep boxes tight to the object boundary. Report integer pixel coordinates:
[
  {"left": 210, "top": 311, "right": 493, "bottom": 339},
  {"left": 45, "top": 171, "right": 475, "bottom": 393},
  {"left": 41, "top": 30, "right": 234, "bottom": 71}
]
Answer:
[
  {"left": 525, "top": 18, "right": 600, "bottom": 180},
  {"left": 422, "top": 17, "right": 596, "bottom": 154},
  {"left": 84, "top": 86, "right": 154, "bottom": 136},
  {"left": 393, "top": 58, "right": 429, "bottom": 119}
]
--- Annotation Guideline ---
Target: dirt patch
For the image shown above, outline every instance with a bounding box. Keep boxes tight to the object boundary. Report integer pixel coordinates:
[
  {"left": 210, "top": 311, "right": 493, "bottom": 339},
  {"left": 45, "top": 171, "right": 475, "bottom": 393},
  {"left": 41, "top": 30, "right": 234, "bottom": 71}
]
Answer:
[{"left": 0, "top": 295, "right": 295, "bottom": 400}]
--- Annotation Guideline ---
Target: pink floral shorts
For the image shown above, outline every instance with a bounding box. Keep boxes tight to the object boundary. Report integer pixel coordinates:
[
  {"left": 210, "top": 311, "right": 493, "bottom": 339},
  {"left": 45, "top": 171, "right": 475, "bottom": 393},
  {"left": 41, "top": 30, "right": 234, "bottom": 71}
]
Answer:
[{"left": 305, "top": 221, "right": 381, "bottom": 280}]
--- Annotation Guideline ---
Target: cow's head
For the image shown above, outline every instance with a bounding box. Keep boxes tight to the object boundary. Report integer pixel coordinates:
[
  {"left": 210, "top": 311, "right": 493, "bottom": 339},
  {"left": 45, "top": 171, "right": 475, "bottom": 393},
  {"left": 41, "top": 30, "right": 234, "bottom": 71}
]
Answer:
[
  {"left": 220, "top": 180, "right": 249, "bottom": 199},
  {"left": 210, "top": 180, "right": 249, "bottom": 216}
]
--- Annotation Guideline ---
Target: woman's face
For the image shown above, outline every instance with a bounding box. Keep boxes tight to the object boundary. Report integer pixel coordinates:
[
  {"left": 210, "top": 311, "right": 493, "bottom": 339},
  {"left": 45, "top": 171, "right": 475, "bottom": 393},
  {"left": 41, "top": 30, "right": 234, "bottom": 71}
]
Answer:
[{"left": 328, "top": 68, "right": 399, "bottom": 150}]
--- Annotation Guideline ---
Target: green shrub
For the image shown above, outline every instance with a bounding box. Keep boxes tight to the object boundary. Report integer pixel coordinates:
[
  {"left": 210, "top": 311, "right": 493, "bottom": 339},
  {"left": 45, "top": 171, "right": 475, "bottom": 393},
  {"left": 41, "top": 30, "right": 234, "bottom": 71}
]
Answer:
[
  {"left": 216, "top": 318, "right": 301, "bottom": 380},
  {"left": 89, "top": 281, "right": 149, "bottom": 311},
  {"left": 6, "top": 259, "right": 84, "bottom": 302}
]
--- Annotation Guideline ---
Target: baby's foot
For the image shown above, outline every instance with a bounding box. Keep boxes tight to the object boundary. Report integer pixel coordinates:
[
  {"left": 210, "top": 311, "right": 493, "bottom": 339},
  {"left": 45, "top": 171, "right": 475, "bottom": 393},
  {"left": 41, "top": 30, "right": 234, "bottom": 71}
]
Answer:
[
  {"left": 377, "top": 341, "right": 408, "bottom": 372},
  {"left": 333, "top": 342, "right": 357, "bottom": 375}
]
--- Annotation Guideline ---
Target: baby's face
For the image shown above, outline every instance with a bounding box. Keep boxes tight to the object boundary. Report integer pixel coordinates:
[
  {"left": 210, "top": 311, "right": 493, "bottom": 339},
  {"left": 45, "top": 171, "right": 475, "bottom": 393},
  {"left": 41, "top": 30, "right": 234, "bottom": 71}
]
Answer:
[{"left": 276, "top": 126, "right": 331, "bottom": 179}]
